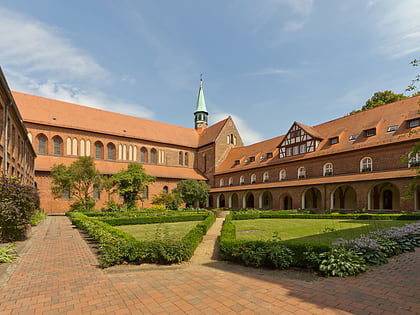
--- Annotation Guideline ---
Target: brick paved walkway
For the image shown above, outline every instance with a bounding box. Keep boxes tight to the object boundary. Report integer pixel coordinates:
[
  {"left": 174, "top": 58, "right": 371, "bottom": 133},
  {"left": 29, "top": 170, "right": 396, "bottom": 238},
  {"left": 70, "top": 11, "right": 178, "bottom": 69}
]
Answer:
[{"left": 0, "top": 216, "right": 419, "bottom": 314}]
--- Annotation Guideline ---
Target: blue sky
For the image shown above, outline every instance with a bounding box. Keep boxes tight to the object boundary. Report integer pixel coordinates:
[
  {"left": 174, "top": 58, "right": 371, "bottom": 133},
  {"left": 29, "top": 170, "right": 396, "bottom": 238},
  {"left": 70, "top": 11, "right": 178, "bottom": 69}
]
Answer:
[{"left": 1, "top": 1, "right": 419, "bottom": 145}]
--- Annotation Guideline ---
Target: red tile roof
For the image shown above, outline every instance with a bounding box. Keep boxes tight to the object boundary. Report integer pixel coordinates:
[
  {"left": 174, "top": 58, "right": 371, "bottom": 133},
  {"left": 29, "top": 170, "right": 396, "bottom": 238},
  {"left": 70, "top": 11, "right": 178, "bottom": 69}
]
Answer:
[
  {"left": 216, "top": 96, "right": 420, "bottom": 175},
  {"left": 35, "top": 155, "right": 207, "bottom": 180}
]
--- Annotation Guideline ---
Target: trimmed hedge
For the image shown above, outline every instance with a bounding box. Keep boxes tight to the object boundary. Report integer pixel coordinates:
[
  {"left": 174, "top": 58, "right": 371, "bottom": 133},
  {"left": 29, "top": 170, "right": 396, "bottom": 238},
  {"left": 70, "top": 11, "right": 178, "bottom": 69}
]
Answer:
[
  {"left": 82, "top": 210, "right": 208, "bottom": 218},
  {"left": 67, "top": 211, "right": 215, "bottom": 267},
  {"left": 99, "top": 215, "right": 207, "bottom": 226},
  {"left": 232, "top": 212, "right": 420, "bottom": 221}
]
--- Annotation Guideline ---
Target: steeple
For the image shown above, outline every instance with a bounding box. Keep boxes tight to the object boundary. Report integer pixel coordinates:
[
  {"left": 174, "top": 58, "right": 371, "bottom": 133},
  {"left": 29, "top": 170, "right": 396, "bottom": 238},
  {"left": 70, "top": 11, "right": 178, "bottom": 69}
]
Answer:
[{"left": 194, "top": 77, "right": 208, "bottom": 130}]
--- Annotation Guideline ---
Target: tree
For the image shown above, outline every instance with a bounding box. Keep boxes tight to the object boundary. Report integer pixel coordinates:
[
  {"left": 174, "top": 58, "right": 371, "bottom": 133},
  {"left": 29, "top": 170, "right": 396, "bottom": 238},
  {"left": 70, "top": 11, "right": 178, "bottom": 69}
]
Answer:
[
  {"left": 151, "top": 191, "right": 182, "bottom": 210},
  {"left": 173, "top": 179, "right": 210, "bottom": 208},
  {"left": 112, "top": 163, "right": 155, "bottom": 209},
  {"left": 349, "top": 90, "right": 408, "bottom": 115},
  {"left": 51, "top": 156, "right": 101, "bottom": 211}
]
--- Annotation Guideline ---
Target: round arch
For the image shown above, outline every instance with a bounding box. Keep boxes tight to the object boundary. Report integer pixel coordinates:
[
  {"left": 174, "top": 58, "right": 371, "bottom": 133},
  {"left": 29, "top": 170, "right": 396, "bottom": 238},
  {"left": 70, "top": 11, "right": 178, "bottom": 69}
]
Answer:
[
  {"left": 260, "top": 191, "right": 273, "bottom": 210},
  {"left": 331, "top": 184, "right": 357, "bottom": 210},
  {"left": 279, "top": 193, "right": 293, "bottom": 210},
  {"left": 243, "top": 192, "right": 255, "bottom": 209},
  {"left": 230, "top": 193, "right": 239, "bottom": 209},
  {"left": 368, "top": 182, "right": 400, "bottom": 210},
  {"left": 302, "top": 187, "right": 322, "bottom": 209},
  {"left": 218, "top": 194, "right": 226, "bottom": 208}
]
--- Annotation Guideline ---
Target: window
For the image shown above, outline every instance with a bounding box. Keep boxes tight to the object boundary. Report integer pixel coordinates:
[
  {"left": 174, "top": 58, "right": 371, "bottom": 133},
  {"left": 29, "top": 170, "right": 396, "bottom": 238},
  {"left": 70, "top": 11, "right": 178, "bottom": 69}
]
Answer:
[
  {"left": 179, "top": 152, "right": 183, "bottom": 165},
  {"left": 240, "top": 176, "right": 245, "bottom": 185},
  {"left": 53, "top": 137, "right": 62, "bottom": 155},
  {"left": 330, "top": 137, "right": 338, "bottom": 145},
  {"left": 279, "top": 169, "right": 286, "bottom": 181},
  {"left": 93, "top": 185, "right": 100, "bottom": 200},
  {"left": 293, "top": 146, "right": 299, "bottom": 155},
  {"left": 349, "top": 134, "right": 358, "bottom": 141},
  {"left": 95, "top": 142, "right": 103, "bottom": 159},
  {"left": 62, "top": 188, "right": 70, "bottom": 201},
  {"left": 263, "top": 172, "right": 269, "bottom": 182},
  {"left": 150, "top": 149, "right": 157, "bottom": 164},
  {"left": 184, "top": 152, "right": 188, "bottom": 166},
  {"left": 299, "top": 143, "right": 306, "bottom": 154},
  {"left": 163, "top": 186, "right": 169, "bottom": 194},
  {"left": 107, "top": 143, "right": 116, "bottom": 160},
  {"left": 220, "top": 179, "right": 224, "bottom": 187},
  {"left": 140, "top": 147, "right": 148, "bottom": 163},
  {"left": 323, "top": 163, "right": 333, "bottom": 176},
  {"left": 234, "top": 160, "right": 240, "bottom": 166},
  {"left": 227, "top": 135, "right": 230, "bottom": 144},
  {"left": 387, "top": 125, "right": 398, "bottom": 132},
  {"left": 249, "top": 156, "right": 255, "bottom": 162},
  {"left": 298, "top": 167, "right": 306, "bottom": 179},
  {"left": 38, "top": 135, "right": 47, "bottom": 154},
  {"left": 142, "top": 186, "right": 149, "bottom": 200},
  {"left": 286, "top": 147, "right": 292, "bottom": 157},
  {"left": 228, "top": 177, "right": 233, "bottom": 186},
  {"left": 366, "top": 128, "right": 376, "bottom": 137},
  {"left": 360, "top": 157, "right": 372, "bottom": 172},
  {"left": 266, "top": 152, "right": 273, "bottom": 158},
  {"left": 408, "top": 153, "right": 420, "bottom": 167},
  {"left": 251, "top": 174, "right": 256, "bottom": 184},
  {"left": 409, "top": 119, "right": 420, "bottom": 128}
]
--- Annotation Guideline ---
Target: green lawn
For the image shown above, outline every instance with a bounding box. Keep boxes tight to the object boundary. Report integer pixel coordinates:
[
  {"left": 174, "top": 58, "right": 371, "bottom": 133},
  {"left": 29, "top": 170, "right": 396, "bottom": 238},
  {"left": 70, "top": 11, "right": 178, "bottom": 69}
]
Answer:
[
  {"left": 116, "top": 221, "right": 200, "bottom": 241},
  {"left": 234, "top": 219, "right": 414, "bottom": 244}
]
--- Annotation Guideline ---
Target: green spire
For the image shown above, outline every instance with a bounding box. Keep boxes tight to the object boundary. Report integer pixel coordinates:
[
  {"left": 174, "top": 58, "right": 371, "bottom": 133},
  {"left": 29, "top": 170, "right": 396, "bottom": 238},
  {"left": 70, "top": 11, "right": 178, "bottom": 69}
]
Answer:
[{"left": 194, "top": 79, "right": 208, "bottom": 114}]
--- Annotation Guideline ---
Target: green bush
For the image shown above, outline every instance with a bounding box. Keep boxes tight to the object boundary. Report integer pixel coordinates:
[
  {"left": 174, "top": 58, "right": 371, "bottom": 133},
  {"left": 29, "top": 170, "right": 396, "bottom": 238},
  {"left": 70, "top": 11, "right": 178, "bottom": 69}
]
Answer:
[
  {"left": 0, "top": 243, "right": 17, "bottom": 263},
  {"left": 319, "top": 247, "right": 367, "bottom": 277},
  {"left": 99, "top": 214, "right": 207, "bottom": 226},
  {"left": 30, "top": 211, "right": 47, "bottom": 226},
  {"left": 67, "top": 211, "right": 215, "bottom": 267},
  {"left": 0, "top": 176, "right": 40, "bottom": 241},
  {"left": 280, "top": 241, "right": 330, "bottom": 268}
]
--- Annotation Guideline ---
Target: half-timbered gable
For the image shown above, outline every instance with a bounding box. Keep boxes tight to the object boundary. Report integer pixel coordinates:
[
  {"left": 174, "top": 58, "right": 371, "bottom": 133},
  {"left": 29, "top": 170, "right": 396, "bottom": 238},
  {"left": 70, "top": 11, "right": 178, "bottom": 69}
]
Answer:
[{"left": 278, "top": 122, "right": 323, "bottom": 158}]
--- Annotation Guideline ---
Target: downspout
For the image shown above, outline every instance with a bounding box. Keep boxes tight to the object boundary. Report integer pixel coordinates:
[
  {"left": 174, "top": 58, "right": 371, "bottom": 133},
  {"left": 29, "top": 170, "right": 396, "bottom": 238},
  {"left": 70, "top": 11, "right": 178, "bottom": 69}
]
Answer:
[
  {"left": 4, "top": 102, "right": 11, "bottom": 175},
  {"left": 23, "top": 139, "right": 27, "bottom": 185}
]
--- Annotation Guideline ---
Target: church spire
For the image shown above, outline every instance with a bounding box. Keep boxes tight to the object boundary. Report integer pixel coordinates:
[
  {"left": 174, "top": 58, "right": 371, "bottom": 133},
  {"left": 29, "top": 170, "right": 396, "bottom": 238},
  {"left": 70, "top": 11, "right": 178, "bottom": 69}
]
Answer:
[{"left": 194, "top": 77, "right": 208, "bottom": 130}]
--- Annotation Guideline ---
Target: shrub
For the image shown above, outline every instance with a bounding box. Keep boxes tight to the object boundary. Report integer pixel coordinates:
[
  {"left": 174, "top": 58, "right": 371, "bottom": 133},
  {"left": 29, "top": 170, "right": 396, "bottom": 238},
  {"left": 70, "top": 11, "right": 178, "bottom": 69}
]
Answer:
[
  {"left": 99, "top": 214, "right": 207, "bottom": 226},
  {"left": 0, "top": 177, "right": 39, "bottom": 241},
  {"left": 0, "top": 243, "right": 17, "bottom": 263},
  {"left": 334, "top": 236, "right": 387, "bottom": 266},
  {"left": 319, "top": 247, "right": 367, "bottom": 277},
  {"left": 30, "top": 211, "right": 47, "bottom": 226}
]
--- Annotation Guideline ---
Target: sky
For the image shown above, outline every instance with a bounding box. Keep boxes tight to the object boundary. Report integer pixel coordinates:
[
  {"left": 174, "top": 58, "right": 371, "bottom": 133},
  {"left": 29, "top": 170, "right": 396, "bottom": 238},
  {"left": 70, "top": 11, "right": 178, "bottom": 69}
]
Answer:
[{"left": 1, "top": 0, "right": 420, "bottom": 145}]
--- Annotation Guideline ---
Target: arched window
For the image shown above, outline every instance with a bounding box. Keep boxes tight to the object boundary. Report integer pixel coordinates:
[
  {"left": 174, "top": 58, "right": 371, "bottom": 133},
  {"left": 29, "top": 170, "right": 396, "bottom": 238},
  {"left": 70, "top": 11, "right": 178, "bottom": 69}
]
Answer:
[
  {"left": 80, "top": 139, "right": 85, "bottom": 156},
  {"left": 279, "top": 169, "right": 286, "bottom": 181},
  {"left": 298, "top": 167, "right": 306, "bottom": 179},
  {"left": 53, "top": 136, "right": 63, "bottom": 155},
  {"left": 129, "top": 145, "right": 133, "bottom": 161},
  {"left": 240, "top": 176, "right": 245, "bottom": 185},
  {"left": 163, "top": 186, "right": 169, "bottom": 194},
  {"left": 66, "top": 137, "right": 72, "bottom": 155},
  {"left": 140, "top": 147, "right": 148, "bottom": 163},
  {"left": 118, "top": 144, "right": 123, "bottom": 160},
  {"left": 323, "top": 163, "right": 333, "bottom": 176},
  {"left": 220, "top": 179, "right": 224, "bottom": 187},
  {"left": 107, "top": 143, "right": 116, "bottom": 160},
  {"left": 227, "top": 135, "right": 230, "bottom": 144},
  {"left": 360, "top": 157, "right": 372, "bottom": 172},
  {"left": 72, "top": 138, "right": 78, "bottom": 156},
  {"left": 230, "top": 134, "right": 234, "bottom": 144},
  {"left": 95, "top": 141, "right": 104, "bottom": 159},
  {"left": 93, "top": 185, "right": 100, "bottom": 200},
  {"left": 37, "top": 134, "right": 47, "bottom": 154},
  {"left": 150, "top": 149, "right": 157, "bottom": 164},
  {"left": 123, "top": 144, "right": 127, "bottom": 160},
  {"left": 184, "top": 152, "right": 188, "bottom": 166},
  {"left": 251, "top": 174, "right": 256, "bottom": 184},
  {"left": 133, "top": 145, "right": 137, "bottom": 161},
  {"left": 179, "top": 151, "right": 183, "bottom": 165},
  {"left": 408, "top": 152, "right": 420, "bottom": 167},
  {"left": 86, "top": 140, "right": 91, "bottom": 156},
  {"left": 142, "top": 186, "right": 149, "bottom": 200},
  {"left": 228, "top": 177, "right": 233, "bottom": 186},
  {"left": 263, "top": 172, "right": 269, "bottom": 182}
]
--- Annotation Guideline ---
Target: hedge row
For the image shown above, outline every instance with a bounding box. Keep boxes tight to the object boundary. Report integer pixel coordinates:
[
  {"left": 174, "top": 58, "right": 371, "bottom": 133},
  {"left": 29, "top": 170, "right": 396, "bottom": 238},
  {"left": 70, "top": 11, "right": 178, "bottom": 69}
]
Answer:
[
  {"left": 99, "top": 215, "right": 208, "bottom": 226},
  {"left": 82, "top": 210, "right": 207, "bottom": 218},
  {"left": 232, "top": 212, "right": 420, "bottom": 221},
  {"left": 67, "top": 212, "right": 215, "bottom": 267}
]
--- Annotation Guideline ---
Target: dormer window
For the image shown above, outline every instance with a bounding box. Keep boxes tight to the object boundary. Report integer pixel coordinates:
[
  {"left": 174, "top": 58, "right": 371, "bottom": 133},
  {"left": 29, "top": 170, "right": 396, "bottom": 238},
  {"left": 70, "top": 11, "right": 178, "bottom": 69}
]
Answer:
[
  {"left": 266, "top": 152, "right": 273, "bottom": 158},
  {"left": 330, "top": 137, "right": 339, "bottom": 145},
  {"left": 349, "top": 134, "right": 358, "bottom": 141},
  {"left": 249, "top": 156, "right": 255, "bottom": 162},
  {"left": 234, "top": 160, "right": 240, "bottom": 166},
  {"left": 260, "top": 155, "right": 265, "bottom": 161},
  {"left": 365, "top": 128, "right": 376, "bottom": 137},
  {"left": 387, "top": 125, "right": 398, "bottom": 132},
  {"left": 408, "top": 119, "right": 420, "bottom": 128}
]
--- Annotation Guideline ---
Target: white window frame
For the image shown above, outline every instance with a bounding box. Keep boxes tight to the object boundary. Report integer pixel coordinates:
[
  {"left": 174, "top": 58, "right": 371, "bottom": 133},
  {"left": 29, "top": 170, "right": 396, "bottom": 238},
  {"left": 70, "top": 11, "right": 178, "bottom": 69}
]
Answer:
[
  {"left": 360, "top": 157, "right": 373, "bottom": 172},
  {"left": 323, "top": 162, "right": 333, "bottom": 176}
]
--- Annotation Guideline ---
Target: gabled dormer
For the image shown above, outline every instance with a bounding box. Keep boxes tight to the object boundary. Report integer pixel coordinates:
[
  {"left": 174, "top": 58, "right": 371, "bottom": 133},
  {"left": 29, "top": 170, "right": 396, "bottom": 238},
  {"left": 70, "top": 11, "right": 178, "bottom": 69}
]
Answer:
[{"left": 278, "top": 122, "right": 323, "bottom": 158}]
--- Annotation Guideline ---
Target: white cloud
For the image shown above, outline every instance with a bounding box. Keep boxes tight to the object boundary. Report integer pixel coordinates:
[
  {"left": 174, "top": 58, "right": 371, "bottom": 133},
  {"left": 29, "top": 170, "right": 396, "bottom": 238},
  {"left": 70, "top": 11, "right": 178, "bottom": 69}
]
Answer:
[
  {"left": 211, "top": 112, "right": 264, "bottom": 145},
  {"left": 368, "top": 0, "right": 420, "bottom": 58},
  {"left": 253, "top": 68, "right": 289, "bottom": 76}
]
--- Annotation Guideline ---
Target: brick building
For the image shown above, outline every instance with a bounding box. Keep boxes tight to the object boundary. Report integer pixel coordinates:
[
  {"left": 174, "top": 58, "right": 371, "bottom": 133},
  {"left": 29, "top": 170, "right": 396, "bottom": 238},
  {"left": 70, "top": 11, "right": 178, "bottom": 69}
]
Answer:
[
  {"left": 0, "top": 68, "right": 36, "bottom": 185},
  {"left": 9, "top": 75, "right": 420, "bottom": 213}
]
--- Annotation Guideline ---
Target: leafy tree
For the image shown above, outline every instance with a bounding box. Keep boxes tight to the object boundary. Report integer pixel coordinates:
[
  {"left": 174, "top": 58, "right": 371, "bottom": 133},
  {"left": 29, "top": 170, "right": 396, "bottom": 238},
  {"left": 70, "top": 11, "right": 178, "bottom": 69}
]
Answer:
[
  {"left": 112, "top": 163, "right": 155, "bottom": 209},
  {"left": 349, "top": 90, "right": 407, "bottom": 115},
  {"left": 151, "top": 191, "right": 182, "bottom": 210},
  {"left": 173, "top": 179, "right": 210, "bottom": 208},
  {"left": 51, "top": 156, "right": 101, "bottom": 211}
]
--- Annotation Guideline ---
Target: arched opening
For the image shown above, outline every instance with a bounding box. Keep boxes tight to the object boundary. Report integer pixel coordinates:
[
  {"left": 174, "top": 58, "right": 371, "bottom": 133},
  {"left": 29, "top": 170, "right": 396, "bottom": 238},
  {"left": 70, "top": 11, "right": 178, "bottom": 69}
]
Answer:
[
  {"left": 95, "top": 141, "right": 104, "bottom": 159},
  {"left": 368, "top": 182, "right": 400, "bottom": 211},
  {"left": 140, "top": 147, "right": 148, "bottom": 163},
  {"left": 280, "top": 193, "right": 293, "bottom": 210},
  {"left": 179, "top": 151, "right": 183, "bottom": 165},
  {"left": 150, "top": 148, "right": 157, "bottom": 164},
  {"left": 107, "top": 143, "right": 116, "bottom": 160},
  {"left": 261, "top": 191, "right": 272, "bottom": 210},
  {"left": 245, "top": 192, "right": 255, "bottom": 209},
  {"left": 163, "top": 186, "right": 169, "bottom": 194},
  {"left": 37, "top": 134, "right": 48, "bottom": 154},
  {"left": 219, "top": 194, "right": 226, "bottom": 208},
  {"left": 52, "top": 136, "right": 63, "bottom": 156},
  {"left": 331, "top": 185, "right": 357, "bottom": 210},
  {"left": 231, "top": 193, "right": 239, "bottom": 209},
  {"left": 184, "top": 152, "right": 188, "bottom": 166},
  {"left": 302, "top": 187, "right": 322, "bottom": 209},
  {"left": 208, "top": 195, "right": 214, "bottom": 208}
]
